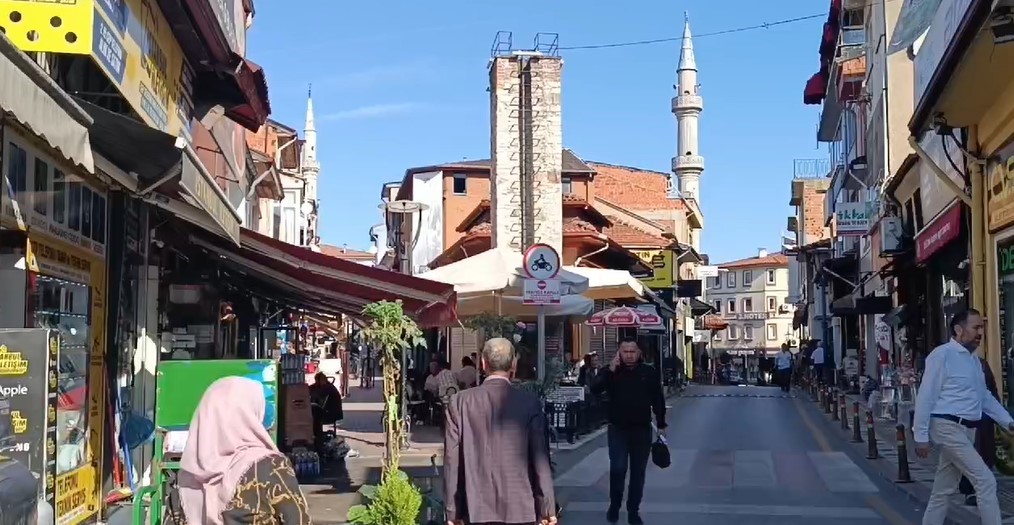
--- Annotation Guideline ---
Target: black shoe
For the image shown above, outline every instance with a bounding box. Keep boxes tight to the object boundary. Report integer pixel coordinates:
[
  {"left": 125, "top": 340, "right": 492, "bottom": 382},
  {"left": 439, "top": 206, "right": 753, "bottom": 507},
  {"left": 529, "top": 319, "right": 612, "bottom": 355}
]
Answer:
[
  {"left": 628, "top": 511, "right": 644, "bottom": 524},
  {"left": 606, "top": 506, "right": 620, "bottom": 523}
]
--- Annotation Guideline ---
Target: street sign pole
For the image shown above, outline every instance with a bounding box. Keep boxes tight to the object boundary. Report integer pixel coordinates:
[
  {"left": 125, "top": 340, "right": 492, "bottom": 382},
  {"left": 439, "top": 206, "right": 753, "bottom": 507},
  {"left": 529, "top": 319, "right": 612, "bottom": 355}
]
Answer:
[
  {"left": 522, "top": 244, "right": 561, "bottom": 382},
  {"left": 537, "top": 304, "right": 546, "bottom": 381}
]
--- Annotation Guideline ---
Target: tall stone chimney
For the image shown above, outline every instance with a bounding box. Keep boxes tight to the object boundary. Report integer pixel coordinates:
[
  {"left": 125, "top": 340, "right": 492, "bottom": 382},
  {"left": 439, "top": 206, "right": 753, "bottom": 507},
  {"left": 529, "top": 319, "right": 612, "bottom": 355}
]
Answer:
[{"left": 489, "top": 51, "right": 564, "bottom": 253}]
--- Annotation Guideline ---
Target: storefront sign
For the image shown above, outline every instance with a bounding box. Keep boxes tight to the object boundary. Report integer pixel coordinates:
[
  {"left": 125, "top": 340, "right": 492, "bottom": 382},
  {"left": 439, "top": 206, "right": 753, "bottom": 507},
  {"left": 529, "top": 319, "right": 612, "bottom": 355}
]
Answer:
[
  {"left": 987, "top": 142, "right": 1014, "bottom": 232},
  {"left": 0, "top": 329, "right": 58, "bottom": 506},
  {"left": 2, "top": 132, "right": 108, "bottom": 258},
  {"left": 522, "top": 279, "right": 561, "bottom": 305},
  {"left": 915, "top": 203, "right": 963, "bottom": 264},
  {"left": 207, "top": 0, "right": 245, "bottom": 55},
  {"left": 27, "top": 238, "right": 93, "bottom": 284},
  {"left": 633, "top": 250, "right": 673, "bottom": 288},
  {"left": 179, "top": 158, "right": 241, "bottom": 246},
  {"left": 724, "top": 312, "right": 773, "bottom": 321},
  {"left": 0, "top": 0, "right": 194, "bottom": 140},
  {"left": 835, "top": 201, "right": 870, "bottom": 236},
  {"left": 56, "top": 466, "right": 97, "bottom": 525},
  {"left": 913, "top": 0, "right": 974, "bottom": 110},
  {"left": 545, "top": 386, "right": 584, "bottom": 403}
]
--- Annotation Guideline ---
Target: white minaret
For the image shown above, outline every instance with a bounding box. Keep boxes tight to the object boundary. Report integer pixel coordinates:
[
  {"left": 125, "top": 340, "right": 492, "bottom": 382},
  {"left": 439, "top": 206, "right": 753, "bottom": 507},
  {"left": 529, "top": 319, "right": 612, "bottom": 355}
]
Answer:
[
  {"left": 301, "top": 85, "right": 320, "bottom": 248},
  {"left": 671, "top": 13, "right": 704, "bottom": 202}
]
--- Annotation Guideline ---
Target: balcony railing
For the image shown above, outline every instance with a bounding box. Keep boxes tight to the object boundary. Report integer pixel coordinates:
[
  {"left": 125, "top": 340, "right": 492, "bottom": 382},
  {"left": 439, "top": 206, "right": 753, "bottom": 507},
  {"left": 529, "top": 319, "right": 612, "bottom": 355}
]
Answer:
[{"left": 672, "top": 95, "right": 703, "bottom": 112}]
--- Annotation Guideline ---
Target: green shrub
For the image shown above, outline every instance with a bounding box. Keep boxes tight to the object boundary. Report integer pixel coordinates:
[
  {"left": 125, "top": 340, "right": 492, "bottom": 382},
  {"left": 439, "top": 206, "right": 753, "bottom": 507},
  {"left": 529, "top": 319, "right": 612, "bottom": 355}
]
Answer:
[{"left": 346, "top": 471, "right": 423, "bottom": 525}]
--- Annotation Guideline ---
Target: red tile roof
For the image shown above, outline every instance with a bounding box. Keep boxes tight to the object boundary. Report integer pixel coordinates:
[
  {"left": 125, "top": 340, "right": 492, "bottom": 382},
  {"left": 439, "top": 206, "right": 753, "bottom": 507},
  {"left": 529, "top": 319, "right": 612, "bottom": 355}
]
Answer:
[
  {"left": 319, "top": 244, "right": 375, "bottom": 261},
  {"left": 587, "top": 162, "right": 685, "bottom": 211},
  {"left": 603, "top": 217, "right": 670, "bottom": 248},
  {"left": 718, "top": 253, "right": 789, "bottom": 269}
]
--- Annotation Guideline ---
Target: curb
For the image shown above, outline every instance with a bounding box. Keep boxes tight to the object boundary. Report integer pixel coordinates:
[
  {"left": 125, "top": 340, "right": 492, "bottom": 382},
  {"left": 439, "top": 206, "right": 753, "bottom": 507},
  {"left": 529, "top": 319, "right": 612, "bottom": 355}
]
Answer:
[{"left": 797, "top": 389, "right": 981, "bottom": 525}]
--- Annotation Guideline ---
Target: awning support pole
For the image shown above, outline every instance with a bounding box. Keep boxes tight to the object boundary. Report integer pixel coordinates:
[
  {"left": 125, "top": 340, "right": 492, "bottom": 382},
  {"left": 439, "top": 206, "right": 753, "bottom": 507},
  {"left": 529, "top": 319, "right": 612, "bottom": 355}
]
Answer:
[
  {"left": 138, "top": 163, "right": 182, "bottom": 195},
  {"left": 908, "top": 135, "right": 972, "bottom": 207},
  {"left": 245, "top": 167, "right": 276, "bottom": 199},
  {"left": 537, "top": 304, "right": 546, "bottom": 382},
  {"left": 822, "top": 266, "right": 857, "bottom": 289}
]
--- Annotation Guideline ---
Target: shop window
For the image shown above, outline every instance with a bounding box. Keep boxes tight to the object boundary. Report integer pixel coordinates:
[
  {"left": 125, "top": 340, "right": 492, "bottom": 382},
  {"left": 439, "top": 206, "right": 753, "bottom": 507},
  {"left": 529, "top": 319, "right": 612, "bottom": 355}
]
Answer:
[
  {"left": 52, "top": 170, "right": 66, "bottom": 224},
  {"left": 33, "top": 158, "right": 48, "bottom": 216},
  {"left": 68, "top": 182, "right": 81, "bottom": 232},
  {"left": 744, "top": 326, "right": 754, "bottom": 340},
  {"left": 28, "top": 274, "right": 90, "bottom": 475},
  {"left": 768, "top": 296, "right": 777, "bottom": 311},
  {"left": 6, "top": 142, "right": 27, "bottom": 197},
  {"left": 80, "top": 186, "right": 93, "bottom": 240},
  {"left": 91, "top": 193, "right": 106, "bottom": 243},
  {"left": 767, "top": 324, "right": 778, "bottom": 340}
]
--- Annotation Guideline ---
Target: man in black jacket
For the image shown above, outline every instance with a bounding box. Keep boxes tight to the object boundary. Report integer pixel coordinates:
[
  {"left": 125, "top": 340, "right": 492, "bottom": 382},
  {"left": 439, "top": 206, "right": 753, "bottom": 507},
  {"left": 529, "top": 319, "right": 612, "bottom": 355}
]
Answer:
[{"left": 591, "top": 339, "right": 667, "bottom": 525}]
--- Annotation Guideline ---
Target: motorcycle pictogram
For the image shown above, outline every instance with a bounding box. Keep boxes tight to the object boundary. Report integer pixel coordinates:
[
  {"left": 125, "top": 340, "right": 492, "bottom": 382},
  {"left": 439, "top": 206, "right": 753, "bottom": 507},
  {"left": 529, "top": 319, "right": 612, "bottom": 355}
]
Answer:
[{"left": 530, "top": 254, "right": 553, "bottom": 272}]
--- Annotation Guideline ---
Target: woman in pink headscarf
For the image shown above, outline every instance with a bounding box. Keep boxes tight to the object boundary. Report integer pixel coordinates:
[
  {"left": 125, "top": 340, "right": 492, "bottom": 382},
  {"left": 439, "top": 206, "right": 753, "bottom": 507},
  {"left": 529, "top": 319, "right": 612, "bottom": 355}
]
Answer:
[{"left": 178, "top": 376, "right": 310, "bottom": 524}]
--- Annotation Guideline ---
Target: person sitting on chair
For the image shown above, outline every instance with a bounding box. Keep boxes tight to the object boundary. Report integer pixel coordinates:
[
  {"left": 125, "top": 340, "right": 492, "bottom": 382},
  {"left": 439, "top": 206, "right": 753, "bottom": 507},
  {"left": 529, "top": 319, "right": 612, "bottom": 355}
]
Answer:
[{"left": 309, "top": 372, "right": 343, "bottom": 451}]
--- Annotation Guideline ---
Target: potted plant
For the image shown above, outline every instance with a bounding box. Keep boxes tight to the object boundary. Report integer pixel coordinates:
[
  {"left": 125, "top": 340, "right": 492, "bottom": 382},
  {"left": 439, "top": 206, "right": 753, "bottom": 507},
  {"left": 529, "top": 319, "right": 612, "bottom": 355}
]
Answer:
[{"left": 347, "top": 300, "right": 426, "bottom": 525}]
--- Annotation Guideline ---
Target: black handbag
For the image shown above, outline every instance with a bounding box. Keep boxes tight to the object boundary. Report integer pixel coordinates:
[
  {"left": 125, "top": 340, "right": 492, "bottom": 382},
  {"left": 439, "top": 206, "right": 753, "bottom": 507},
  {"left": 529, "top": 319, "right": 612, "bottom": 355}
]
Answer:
[{"left": 651, "top": 437, "right": 670, "bottom": 469}]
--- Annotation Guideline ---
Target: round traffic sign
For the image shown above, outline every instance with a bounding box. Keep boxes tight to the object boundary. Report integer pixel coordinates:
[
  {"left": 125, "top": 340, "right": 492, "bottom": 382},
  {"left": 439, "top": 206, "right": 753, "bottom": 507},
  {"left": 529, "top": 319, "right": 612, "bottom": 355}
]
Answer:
[{"left": 523, "top": 243, "right": 560, "bottom": 280}]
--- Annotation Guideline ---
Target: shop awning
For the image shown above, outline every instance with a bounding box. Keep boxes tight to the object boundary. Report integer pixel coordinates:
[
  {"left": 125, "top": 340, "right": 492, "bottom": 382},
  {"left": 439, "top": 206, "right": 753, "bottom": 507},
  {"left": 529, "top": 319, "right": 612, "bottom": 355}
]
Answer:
[
  {"left": 689, "top": 297, "right": 715, "bottom": 316},
  {"left": 0, "top": 34, "right": 94, "bottom": 173},
  {"left": 76, "top": 100, "right": 242, "bottom": 246},
  {"left": 191, "top": 228, "right": 457, "bottom": 325}
]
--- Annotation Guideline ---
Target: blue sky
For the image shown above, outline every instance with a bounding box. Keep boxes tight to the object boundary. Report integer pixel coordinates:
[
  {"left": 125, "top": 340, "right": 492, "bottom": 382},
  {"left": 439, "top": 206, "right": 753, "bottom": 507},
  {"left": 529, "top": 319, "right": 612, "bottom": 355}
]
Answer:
[{"left": 247, "top": 0, "right": 829, "bottom": 264}]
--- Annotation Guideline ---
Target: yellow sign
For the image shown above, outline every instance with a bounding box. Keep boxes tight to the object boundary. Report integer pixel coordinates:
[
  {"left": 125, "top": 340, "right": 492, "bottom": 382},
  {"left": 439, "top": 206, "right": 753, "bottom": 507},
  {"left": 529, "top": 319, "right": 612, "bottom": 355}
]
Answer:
[
  {"left": 56, "top": 467, "right": 97, "bottom": 525},
  {"left": 988, "top": 149, "right": 1014, "bottom": 232},
  {"left": 633, "top": 250, "right": 674, "bottom": 289},
  {"left": 0, "top": 345, "right": 29, "bottom": 375},
  {"left": 27, "top": 232, "right": 106, "bottom": 525},
  {"left": 0, "top": 0, "right": 193, "bottom": 139}
]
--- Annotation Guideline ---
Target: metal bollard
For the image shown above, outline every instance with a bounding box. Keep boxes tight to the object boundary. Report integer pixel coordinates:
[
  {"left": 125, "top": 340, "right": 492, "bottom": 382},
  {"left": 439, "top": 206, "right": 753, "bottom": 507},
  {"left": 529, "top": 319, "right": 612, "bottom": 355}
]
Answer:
[
  {"left": 830, "top": 390, "right": 838, "bottom": 420},
  {"left": 840, "top": 395, "right": 848, "bottom": 430},
  {"left": 896, "top": 424, "right": 912, "bottom": 483},
  {"left": 866, "top": 411, "right": 879, "bottom": 459},
  {"left": 851, "top": 401, "right": 863, "bottom": 443}
]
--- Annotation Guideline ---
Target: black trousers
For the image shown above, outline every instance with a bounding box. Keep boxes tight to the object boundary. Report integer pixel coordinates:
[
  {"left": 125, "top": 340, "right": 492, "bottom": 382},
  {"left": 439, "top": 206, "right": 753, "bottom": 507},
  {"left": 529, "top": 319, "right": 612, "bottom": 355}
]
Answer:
[{"left": 607, "top": 424, "right": 653, "bottom": 512}]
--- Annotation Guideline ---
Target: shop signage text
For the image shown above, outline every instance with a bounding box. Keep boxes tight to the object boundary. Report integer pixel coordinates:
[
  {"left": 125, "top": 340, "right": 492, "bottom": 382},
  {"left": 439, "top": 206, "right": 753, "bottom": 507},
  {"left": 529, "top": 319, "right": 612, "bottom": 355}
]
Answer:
[
  {"left": 1000, "top": 239, "right": 1014, "bottom": 278},
  {"left": 834, "top": 201, "right": 871, "bottom": 236},
  {"left": 0, "top": 0, "right": 194, "bottom": 140},
  {"left": 56, "top": 466, "right": 96, "bottom": 525},
  {"left": 722, "top": 312, "right": 774, "bottom": 321},
  {"left": 915, "top": 203, "right": 963, "bottom": 264},
  {"left": 987, "top": 143, "right": 1014, "bottom": 232},
  {"left": 633, "top": 250, "right": 673, "bottom": 288},
  {"left": 179, "top": 159, "right": 241, "bottom": 246},
  {"left": 522, "top": 279, "right": 561, "bottom": 305}
]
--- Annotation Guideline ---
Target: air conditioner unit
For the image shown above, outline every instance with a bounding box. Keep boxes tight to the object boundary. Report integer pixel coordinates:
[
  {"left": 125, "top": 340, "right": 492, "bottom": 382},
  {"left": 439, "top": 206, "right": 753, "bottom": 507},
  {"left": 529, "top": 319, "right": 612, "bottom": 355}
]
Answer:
[
  {"left": 788, "top": 337, "right": 799, "bottom": 346},
  {"left": 778, "top": 304, "right": 791, "bottom": 314}
]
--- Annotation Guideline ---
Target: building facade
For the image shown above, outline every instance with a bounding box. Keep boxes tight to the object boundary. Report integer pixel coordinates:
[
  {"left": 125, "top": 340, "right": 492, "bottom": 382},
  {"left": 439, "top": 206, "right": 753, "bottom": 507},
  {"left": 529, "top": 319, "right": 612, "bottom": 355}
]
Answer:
[{"left": 708, "top": 250, "right": 793, "bottom": 382}]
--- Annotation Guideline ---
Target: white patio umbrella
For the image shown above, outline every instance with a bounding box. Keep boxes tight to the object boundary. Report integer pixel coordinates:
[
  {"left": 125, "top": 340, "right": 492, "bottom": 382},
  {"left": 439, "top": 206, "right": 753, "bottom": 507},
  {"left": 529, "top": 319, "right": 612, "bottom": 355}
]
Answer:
[{"left": 417, "top": 246, "right": 590, "bottom": 297}]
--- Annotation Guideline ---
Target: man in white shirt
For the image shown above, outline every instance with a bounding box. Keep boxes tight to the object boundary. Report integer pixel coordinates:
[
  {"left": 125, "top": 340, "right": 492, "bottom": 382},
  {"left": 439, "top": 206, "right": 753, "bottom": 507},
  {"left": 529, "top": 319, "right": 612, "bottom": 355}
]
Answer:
[
  {"left": 774, "top": 344, "right": 793, "bottom": 392},
  {"left": 810, "top": 341, "right": 825, "bottom": 385},
  {"left": 914, "top": 309, "right": 1014, "bottom": 525}
]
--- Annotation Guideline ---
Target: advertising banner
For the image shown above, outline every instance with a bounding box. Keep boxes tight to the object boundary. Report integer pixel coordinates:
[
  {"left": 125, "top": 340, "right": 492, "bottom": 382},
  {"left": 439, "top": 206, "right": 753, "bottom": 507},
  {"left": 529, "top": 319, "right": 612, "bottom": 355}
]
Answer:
[
  {"left": 633, "top": 250, "right": 673, "bottom": 289},
  {"left": 0, "top": 0, "right": 194, "bottom": 140},
  {"left": 0, "top": 329, "right": 57, "bottom": 506}
]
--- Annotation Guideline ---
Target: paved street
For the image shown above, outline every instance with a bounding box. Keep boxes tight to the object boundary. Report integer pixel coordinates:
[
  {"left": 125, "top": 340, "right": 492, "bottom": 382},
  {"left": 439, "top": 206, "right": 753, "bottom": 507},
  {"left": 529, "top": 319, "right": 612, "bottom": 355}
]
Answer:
[{"left": 554, "top": 384, "right": 927, "bottom": 524}]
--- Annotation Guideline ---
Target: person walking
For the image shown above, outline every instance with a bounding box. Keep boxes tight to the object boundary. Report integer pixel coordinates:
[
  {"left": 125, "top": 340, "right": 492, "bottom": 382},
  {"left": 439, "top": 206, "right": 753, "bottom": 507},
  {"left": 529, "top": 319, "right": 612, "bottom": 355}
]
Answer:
[
  {"left": 774, "top": 344, "right": 793, "bottom": 393},
  {"left": 178, "top": 377, "right": 311, "bottom": 524},
  {"left": 591, "top": 339, "right": 667, "bottom": 525},
  {"left": 810, "top": 340, "right": 825, "bottom": 385},
  {"left": 443, "top": 337, "right": 556, "bottom": 525},
  {"left": 914, "top": 309, "right": 1014, "bottom": 525},
  {"left": 959, "top": 356, "right": 1001, "bottom": 507}
]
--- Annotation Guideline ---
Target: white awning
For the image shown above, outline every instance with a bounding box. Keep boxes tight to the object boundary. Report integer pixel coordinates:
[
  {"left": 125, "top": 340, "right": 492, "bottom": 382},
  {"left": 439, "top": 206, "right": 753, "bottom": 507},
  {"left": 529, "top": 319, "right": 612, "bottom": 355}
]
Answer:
[
  {"left": 417, "top": 247, "right": 590, "bottom": 297},
  {"left": 457, "top": 294, "right": 594, "bottom": 319},
  {"left": 0, "top": 34, "right": 93, "bottom": 173},
  {"left": 565, "top": 266, "right": 646, "bottom": 300}
]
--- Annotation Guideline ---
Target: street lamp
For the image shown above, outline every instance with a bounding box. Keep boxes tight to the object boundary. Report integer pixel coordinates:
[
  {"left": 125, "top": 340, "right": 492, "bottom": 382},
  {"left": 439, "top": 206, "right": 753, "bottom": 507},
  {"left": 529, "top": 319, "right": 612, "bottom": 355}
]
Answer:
[
  {"left": 379, "top": 200, "right": 429, "bottom": 275},
  {"left": 378, "top": 199, "right": 428, "bottom": 451}
]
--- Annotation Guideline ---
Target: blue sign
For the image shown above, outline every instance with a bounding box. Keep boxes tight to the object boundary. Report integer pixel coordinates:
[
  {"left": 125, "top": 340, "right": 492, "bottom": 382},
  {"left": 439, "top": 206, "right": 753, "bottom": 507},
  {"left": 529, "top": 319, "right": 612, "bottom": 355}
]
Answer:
[{"left": 91, "top": 11, "right": 125, "bottom": 84}]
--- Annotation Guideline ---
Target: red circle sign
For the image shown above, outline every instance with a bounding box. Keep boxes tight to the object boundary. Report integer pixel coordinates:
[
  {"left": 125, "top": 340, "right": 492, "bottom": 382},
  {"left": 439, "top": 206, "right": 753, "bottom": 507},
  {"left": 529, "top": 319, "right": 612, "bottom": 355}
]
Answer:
[
  {"left": 537, "top": 280, "right": 547, "bottom": 290},
  {"left": 523, "top": 243, "right": 560, "bottom": 280}
]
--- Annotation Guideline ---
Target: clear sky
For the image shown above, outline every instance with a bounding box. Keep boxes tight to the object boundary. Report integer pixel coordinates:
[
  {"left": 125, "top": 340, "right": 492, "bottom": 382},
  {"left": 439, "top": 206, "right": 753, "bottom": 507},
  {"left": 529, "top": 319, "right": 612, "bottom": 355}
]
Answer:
[{"left": 247, "top": 0, "right": 830, "bottom": 264}]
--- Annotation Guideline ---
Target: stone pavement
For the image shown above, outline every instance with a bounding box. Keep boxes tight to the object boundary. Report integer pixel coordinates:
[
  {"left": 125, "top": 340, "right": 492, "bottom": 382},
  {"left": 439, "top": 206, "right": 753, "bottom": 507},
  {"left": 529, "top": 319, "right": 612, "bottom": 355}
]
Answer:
[
  {"left": 553, "top": 384, "right": 926, "bottom": 524},
  {"left": 802, "top": 388, "right": 1014, "bottom": 525}
]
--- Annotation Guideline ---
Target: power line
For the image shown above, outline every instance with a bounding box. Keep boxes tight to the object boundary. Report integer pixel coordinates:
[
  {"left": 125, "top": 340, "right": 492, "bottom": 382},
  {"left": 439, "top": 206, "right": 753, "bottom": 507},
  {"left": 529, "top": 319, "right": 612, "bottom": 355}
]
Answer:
[
  {"left": 560, "top": 14, "right": 825, "bottom": 50},
  {"left": 558, "top": 0, "right": 902, "bottom": 51}
]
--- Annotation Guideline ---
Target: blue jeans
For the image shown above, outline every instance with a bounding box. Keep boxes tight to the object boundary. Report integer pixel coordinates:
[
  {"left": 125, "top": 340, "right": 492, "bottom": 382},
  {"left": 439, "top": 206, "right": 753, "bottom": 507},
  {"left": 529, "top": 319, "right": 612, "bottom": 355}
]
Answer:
[{"left": 607, "top": 424, "right": 653, "bottom": 512}]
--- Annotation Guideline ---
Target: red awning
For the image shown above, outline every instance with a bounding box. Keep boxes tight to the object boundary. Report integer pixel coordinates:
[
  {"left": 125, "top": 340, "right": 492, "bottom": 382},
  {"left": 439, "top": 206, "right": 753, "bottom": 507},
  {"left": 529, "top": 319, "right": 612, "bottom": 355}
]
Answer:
[
  {"left": 191, "top": 228, "right": 457, "bottom": 326},
  {"left": 804, "top": 72, "right": 828, "bottom": 105},
  {"left": 225, "top": 58, "right": 271, "bottom": 132}
]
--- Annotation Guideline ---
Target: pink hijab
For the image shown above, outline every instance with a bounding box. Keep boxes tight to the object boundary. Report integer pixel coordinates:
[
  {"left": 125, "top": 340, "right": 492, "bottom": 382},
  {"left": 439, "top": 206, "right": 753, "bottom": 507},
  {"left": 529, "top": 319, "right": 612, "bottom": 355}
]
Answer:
[{"left": 179, "top": 376, "right": 279, "bottom": 525}]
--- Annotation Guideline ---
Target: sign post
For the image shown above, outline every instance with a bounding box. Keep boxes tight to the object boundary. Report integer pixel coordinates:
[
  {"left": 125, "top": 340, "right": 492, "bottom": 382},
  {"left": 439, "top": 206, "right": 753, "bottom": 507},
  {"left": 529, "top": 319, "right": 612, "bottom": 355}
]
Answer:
[{"left": 523, "top": 244, "right": 561, "bottom": 382}]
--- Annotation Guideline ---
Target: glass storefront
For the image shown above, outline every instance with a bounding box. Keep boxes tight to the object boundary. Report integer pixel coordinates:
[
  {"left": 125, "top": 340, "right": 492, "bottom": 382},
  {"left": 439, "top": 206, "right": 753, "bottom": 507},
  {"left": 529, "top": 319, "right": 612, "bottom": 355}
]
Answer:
[
  {"left": 997, "top": 237, "right": 1014, "bottom": 407},
  {"left": 28, "top": 274, "right": 90, "bottom": 474}
]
